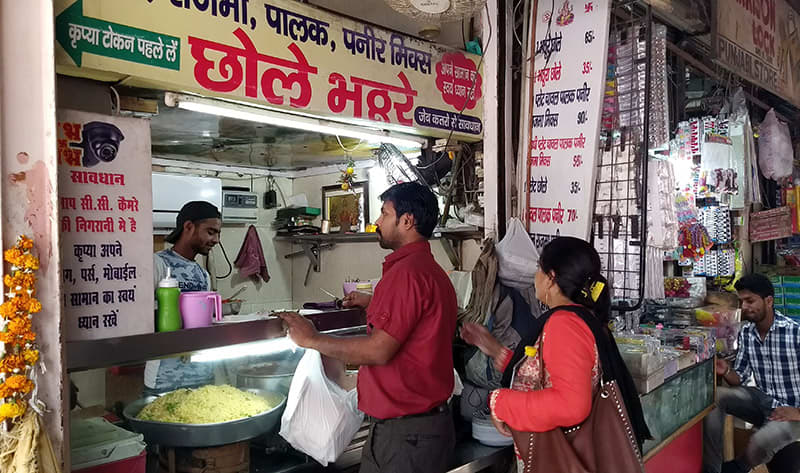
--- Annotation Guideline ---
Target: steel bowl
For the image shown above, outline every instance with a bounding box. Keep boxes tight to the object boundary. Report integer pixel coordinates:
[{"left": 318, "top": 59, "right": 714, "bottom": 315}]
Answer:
[
  {"left": 237, "top": 362, "right": 296, "bottom": 396},
  {"left": 123, "top": 388, "right": 286, "bottom": 447}
]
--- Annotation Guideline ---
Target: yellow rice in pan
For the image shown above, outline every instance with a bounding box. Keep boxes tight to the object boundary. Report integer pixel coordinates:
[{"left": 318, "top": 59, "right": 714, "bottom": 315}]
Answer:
[{"left": 137, "top": 384, "right": 274, "bottom": 424}]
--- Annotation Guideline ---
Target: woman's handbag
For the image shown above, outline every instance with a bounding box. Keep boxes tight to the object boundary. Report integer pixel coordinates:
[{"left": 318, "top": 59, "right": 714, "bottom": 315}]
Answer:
[{"left": 509, "top": 327, "right": 645, "bottom": 473}]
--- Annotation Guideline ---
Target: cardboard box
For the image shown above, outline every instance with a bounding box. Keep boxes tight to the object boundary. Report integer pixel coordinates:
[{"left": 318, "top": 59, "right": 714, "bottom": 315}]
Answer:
[
  {"left": 784, "top": 307, "right": 800, "bottom": 317},
  {"left": 620, "top": 350, "right": 664, "bottom": 378},
  {"left": 782, "top": 276, "right": 800, "bottom": 287},
  {"left": 783, "top": 286, "right": 800, "bottom": 295}
]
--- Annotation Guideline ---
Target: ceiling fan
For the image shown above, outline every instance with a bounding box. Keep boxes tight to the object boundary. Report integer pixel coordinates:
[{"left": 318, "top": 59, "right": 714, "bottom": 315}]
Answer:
[{"left": 383, "top": 0, "right": 486, "bottom": 39}]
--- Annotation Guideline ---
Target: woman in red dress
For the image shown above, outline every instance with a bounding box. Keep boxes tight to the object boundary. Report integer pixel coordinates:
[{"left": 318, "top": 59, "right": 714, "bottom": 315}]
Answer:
[{"left": 462, "top": 237, "right": 649, "bottom": 470}]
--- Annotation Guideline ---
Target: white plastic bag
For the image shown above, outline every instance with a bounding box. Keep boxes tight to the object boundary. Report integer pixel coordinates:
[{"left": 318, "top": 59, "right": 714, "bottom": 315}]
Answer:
[
  {"left": 758, "top": 109, "right": 793, "bottom": 180},
  {"left": 279, "top": 350, "right": 363, "bottom": 466},
  {"left": 496, "top": 218, "right": 539, "bottom": 289}
]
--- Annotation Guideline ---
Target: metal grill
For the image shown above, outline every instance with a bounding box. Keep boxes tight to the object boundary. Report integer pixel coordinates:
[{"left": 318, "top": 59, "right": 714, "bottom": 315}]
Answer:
[{"left": 590, "top": 2, "right": 652, "bottom": 311}]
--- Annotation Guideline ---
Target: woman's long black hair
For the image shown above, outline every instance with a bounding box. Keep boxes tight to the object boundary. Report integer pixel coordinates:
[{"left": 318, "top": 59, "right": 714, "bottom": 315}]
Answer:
[{"left": 539, "top": 236, "right": 611, "bottom": 322}]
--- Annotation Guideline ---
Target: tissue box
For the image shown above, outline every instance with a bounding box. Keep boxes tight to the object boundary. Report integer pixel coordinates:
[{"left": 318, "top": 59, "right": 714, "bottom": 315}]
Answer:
[{"left": 619, "top": 349, "right": 664, "bottom": 378}]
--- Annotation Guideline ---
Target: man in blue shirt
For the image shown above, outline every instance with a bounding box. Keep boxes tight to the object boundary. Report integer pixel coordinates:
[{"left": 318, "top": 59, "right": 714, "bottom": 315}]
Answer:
[
  {"left": 145, "top": 201, "right": 221, "bottom": 392},
  {"left": 704, "top": 274, "right": 800, "bottom": 473}
]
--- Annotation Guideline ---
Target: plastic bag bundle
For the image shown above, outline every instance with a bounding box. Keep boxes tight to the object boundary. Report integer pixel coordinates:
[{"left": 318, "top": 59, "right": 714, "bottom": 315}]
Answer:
[
  {"left": 496, "top": 218, "right": 539, "bottom": 290},
  {"left": 758, "top": 109, "right": 793, "bottom": 180}
]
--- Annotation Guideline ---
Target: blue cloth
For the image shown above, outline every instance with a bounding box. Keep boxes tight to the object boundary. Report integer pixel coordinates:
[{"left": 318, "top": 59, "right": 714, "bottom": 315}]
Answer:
[{"left": 734, "top": 312, "right": 800, "bottom": 408}]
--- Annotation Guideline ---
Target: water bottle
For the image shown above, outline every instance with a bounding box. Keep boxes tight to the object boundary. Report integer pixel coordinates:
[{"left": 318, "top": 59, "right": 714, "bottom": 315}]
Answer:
[{"left": 156, "top": 267, "right": 181, "bottom": 332}]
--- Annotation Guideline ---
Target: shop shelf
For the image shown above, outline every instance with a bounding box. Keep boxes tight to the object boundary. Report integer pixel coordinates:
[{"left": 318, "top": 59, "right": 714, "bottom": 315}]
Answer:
[
  {"left": 66, "top": 309, "right": 365, "bottom": 372},
  {"left": 274, "top": 227, "right": 484, "bottom": 244}
]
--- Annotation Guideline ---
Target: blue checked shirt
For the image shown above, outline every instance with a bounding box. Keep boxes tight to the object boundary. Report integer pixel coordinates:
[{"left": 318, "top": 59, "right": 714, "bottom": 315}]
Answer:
[{"left": 733, "top": 312, "right": 800, "bottom": 408}]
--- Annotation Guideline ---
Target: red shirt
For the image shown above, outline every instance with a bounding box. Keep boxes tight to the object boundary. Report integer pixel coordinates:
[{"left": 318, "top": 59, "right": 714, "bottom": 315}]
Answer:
[{"left": 357, "top": 240, "right": 458, "bottom": 419}]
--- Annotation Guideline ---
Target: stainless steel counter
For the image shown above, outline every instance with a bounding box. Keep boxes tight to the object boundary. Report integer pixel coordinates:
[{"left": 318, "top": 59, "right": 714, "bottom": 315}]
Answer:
[
  {"left": 449, "top": 440, "right": 512, "bottom": 473},
  {"left": 248, "top": 438, "right": 512, "bottom": 473}
]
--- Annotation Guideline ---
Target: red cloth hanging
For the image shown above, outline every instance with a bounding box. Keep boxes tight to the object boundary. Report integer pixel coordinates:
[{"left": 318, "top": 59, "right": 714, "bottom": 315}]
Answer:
[{"left": 234, "top": 225, "right": 270, "bottom": 283}]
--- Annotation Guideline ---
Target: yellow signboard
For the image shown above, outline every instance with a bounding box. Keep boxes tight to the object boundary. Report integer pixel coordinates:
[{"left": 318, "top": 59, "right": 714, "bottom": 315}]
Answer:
[
  {"left": 54, "top": 0, "right": 484, "bottom": 140},
  {"left": 715, "top": 0, "right": 800, "bottom": 108}
]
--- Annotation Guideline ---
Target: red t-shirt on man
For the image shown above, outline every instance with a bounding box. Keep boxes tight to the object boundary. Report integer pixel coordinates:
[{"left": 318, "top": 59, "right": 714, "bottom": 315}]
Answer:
[{"left": 357, "top": 240, "right": 458, "bottom": 419}]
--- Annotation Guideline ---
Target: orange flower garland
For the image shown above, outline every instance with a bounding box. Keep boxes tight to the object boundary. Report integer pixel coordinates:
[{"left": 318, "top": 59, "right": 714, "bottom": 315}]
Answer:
[
  {"left": 0, "top": 235, "right": 39, "bottom": 423},
  {"left": 338, "top": 156, "right": 357, "bottom": 191}
]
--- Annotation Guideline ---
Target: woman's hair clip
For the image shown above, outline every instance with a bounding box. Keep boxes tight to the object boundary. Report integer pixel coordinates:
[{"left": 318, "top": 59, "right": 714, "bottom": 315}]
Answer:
[
  {"left": 580, "top": 279, "right": 606, "bottom": 303},
  {"left": 589, "top": 281, "right": 606, "bottom": 302}
]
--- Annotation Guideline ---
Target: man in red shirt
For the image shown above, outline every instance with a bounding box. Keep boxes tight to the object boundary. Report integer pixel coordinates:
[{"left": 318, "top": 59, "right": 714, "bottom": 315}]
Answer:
[{"left": 279, "top": 182, "right": 458, "bottom": 473}]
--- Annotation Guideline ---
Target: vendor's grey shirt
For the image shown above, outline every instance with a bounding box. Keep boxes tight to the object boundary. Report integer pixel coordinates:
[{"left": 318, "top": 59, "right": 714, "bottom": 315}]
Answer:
[{"left": 145, "top": 249, "right": 214, "bottom": 392}]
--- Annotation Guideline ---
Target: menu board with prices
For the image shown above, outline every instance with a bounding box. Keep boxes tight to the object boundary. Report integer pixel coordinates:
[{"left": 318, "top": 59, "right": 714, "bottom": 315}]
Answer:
[
  {"left": 57, "top": 110, "right": 154, "bottom": 340},
  {"left": 750, "top": 207, "right": 793, "bottom": 243},
  {"left": 525, "top": 0, "right": 611, "bottom": 246}
]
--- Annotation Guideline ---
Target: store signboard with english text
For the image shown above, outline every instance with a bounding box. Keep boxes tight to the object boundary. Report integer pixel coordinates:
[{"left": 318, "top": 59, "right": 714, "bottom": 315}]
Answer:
[{"left": 715, "top": 0, "right": 800, "bottom": 108}]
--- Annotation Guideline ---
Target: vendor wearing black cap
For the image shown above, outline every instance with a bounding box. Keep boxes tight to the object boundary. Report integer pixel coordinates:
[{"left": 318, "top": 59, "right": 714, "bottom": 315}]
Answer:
[
  {"left": 145, "top": 201, "right": 222, "bottom": 393},
  {"left": 153, "top": 201, "right": 222, "bottom": 292}
]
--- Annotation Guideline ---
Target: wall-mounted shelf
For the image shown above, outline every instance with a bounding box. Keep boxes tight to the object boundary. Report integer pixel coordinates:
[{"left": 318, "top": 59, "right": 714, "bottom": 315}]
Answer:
[
  {"left": 274, "top": 227, "right": 484, "bottom": 244},
  {"left": 275, "top": 232, "right": 379, "bottom": 243},
  {"left": 276, "top": 228, "right": 484, "bottom": 280}
]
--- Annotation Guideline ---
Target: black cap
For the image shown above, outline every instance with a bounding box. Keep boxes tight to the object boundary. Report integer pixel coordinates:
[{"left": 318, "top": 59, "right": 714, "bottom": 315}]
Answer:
[{"left": 165, "top": 201, "right": 221, "bottom": 244}]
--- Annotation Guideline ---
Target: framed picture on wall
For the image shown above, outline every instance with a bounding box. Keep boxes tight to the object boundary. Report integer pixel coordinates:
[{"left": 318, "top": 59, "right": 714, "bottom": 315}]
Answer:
[{"left": 322, "top": 181, "right": 370, "bottom": 233}]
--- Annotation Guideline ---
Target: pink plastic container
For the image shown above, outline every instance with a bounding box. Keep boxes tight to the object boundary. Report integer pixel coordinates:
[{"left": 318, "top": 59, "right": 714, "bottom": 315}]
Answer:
[{"left": 179, "top": 291, "right": 222, "bottom": 329}]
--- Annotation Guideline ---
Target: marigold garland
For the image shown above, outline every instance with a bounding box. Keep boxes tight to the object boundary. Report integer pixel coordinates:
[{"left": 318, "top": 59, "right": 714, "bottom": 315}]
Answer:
[
  {"left": 338, "top": 155, "right": 357, "bottom": 191},
  {"left": 0, "top": 400, "right": 26, "bottom": 420},
  {"left": 0, "top": 235, "right": 39, "bottom": 423}
]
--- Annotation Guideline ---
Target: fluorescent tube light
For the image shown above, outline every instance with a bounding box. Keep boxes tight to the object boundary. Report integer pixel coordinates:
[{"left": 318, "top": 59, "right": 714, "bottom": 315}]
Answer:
[
  {"left": 165, "top": 93, "right": 425, "bottom": 149},
  {"left": 190, "top": 336, "right": 299, "bottom": 363}
]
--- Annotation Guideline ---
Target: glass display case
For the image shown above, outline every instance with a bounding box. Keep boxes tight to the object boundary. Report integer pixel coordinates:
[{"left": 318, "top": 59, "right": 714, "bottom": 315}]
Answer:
[{"left": 640, "top": 358, "right": 715, "bottom": 459}]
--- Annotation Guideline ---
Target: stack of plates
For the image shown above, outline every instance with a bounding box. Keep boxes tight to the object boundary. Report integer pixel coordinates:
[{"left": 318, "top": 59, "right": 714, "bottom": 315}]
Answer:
[{"left": 471, "top": 408, "right": 514, "bottom": 447}]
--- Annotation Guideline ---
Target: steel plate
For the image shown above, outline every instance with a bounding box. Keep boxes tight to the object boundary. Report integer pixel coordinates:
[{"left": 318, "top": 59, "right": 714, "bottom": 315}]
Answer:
[{"left": 123, "top": 388, "right": 286, "bottom": 447}]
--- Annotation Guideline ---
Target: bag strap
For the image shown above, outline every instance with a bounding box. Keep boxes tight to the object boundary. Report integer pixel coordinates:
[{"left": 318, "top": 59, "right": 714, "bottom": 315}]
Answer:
[
  {"left": 555, "top": 306, "right": 652, "bottom": 446},
  {"left": 554, "top": 306, "right": 616, "bottom": 383},
  {"left": 537, "top": 307, "right": 605, "bottom": 388}
]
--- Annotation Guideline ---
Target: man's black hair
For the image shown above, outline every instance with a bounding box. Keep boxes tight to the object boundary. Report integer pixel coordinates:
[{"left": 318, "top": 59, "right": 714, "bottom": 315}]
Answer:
[
  {"left": 379, "top": 182, "right": 439, "bottom": 238},
  {"left": 734, "top": 273, "right": 775, "bottom": 299},
  {"left": 165, "top": 201, "right": 221, "bottom": 244}
]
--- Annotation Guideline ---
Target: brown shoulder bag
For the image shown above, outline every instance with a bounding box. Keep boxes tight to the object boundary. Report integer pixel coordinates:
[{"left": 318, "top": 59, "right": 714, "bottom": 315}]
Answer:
[{"left": 510, "top": 332, "right": 645, "bottom": 473}]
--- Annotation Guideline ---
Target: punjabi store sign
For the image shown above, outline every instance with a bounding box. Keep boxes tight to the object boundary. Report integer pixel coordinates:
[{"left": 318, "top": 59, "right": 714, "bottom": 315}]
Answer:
[
  {"left": 715, "top": 0, "right": 800, "bottom": 108},
  {"left": 525, "top": 0, "right": 611, "bottom": 245},
  {"left": 57, "top": 110, "right": 154, "bottom": 341},
  {"left": 54, "top": 0, "right": 483, "bottom": 140}
]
